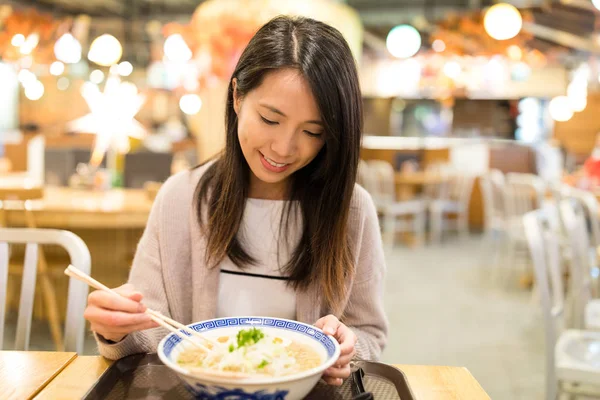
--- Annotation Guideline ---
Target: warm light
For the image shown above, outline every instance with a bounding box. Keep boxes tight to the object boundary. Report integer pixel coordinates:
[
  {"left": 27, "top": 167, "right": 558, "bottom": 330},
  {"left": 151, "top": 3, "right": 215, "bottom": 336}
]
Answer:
[
  {"left": 88, "top": 34, "right": 123, "bottom": 66},
  {"left": 50, "top": 61, "right": 65, "bottom": 76},
  {"left": 164, "top": 34, "right": 192, "bottom": 63},
  {"left": 17, "top": 69, "right": 37, "bottom": 87},
  {"left": 117, "top": 61, "right": 133, "bottom": 76},
  {"left": 593, "top": 0, "right": 600, "bottom": 10},
  {"left": 549, "top": 96, "right": 573, "bottom": 122},
  {"left": 567, "top": 83, "right": 587, "bottom": 112},
  {"left": 432, "top": 39, "right": 446, "bottom": 53},
  {"left": 90, "top": 69, "right": 105, "bottom": 84},
  {"left": 24, "top": 80, "right": 44, "bottom": 101},
  {"left": 21, "top": 56, "right": 33, "bottom": 69},
  {"left": 20, "top": 33, "right": 39, "bottom": 54},
  {"left": 11, "top": 34, "right": 25, "bottom": 47},
  {"left": 386, "top": 25, "right": 421, "bottom": 59},
  {"left": 484, "top": 3, "right": 523, "bottom": 40},
  {"left": 179, "top": 94, "right": 202, "bottom": 115},
  {"left": 507, "top": 45, "right": 522, "bottom": 61},
  {"left": 443, "top": 61, "right": 461, "bottom": 80},
  {"left": 119, "top": 82, "right": 138, "bottom": 98},
  {"left": 69, "top": 75, "right": 146, "bottom": 168},
  {"left": 57, "top": 77, "right": 70, "bottom": 91},
  {"left": 54, "top": 33, "right": 82, "bottom": 64},
  {"left": 511, "top": 62, "right": 531, "bottom": 81}
]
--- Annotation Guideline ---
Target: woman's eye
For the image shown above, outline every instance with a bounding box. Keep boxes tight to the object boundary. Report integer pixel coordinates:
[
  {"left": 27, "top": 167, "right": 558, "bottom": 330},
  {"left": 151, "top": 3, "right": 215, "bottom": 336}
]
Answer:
[
  {"left": 260, "top": 116, "right": 278, "bottom": 125},
  {"left": 304, "top": 130, "right": 323, "bottom": 138}
]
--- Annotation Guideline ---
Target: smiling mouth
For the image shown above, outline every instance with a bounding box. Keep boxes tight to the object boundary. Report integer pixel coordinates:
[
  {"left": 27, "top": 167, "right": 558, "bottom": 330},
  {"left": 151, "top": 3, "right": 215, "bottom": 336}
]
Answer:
[{"left": 261, "top": 153, "right": 289, "bottom": 168}]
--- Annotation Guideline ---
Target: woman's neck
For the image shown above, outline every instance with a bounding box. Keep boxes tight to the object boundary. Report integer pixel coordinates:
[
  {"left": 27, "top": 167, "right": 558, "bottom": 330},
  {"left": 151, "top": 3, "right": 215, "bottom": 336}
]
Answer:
[{"left": 248, "top": 173, "right": 289, "bottom": 200}]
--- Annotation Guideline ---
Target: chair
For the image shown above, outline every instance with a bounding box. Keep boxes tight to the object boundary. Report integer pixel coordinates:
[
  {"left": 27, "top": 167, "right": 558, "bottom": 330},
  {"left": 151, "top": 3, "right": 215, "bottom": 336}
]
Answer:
[
  {"left": 501, "top": 173, "right": 546, "bottom": 285},
  {"left": 124, "top": 151, "right": 173, "bottom": 189},
  {"left": 428, "top": 170, "right": 475, "bottom": 244},
  {"left": 524, "top": 209, "right": 600, "bottom": 400},
  {"left": 0, "top": 187, "right": 65, "bottom": 351},
  {"left": 364, "top": 160, "right": 427, "bottom": 247},
  {"left": 559, "top": 197, "right": 600, "bottom": 330},
  {"left": 0, "top": 228, "right": 90, "bottom": 353},
  {"left": 480, "top": 169, "right": 507, "bottom": 275}
]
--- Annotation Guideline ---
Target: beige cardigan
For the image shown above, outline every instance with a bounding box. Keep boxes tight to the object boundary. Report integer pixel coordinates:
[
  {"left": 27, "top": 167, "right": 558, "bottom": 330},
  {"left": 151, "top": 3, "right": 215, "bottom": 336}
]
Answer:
[{"left": 96, "top": 163, "right": 388, "bottom": 360}]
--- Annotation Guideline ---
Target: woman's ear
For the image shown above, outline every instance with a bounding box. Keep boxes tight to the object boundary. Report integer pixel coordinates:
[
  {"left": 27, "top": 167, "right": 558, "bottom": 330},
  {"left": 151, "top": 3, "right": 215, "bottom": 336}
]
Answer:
[{"left": 232, "top": 78, "right": 241, "bottom": 115}]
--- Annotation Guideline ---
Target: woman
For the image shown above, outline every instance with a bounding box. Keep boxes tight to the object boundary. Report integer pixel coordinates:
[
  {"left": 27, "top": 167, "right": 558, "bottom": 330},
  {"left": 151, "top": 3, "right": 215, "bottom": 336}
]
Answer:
[{"left": 85, "top": 16, "right": 388, "bottom": 386}]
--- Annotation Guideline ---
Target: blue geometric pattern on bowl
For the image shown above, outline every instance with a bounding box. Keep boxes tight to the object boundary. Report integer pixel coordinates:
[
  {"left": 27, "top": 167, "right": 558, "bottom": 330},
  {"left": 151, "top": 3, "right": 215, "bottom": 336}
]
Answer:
[
  {"left": 183, "top": 382, "right": 289, "bottom": 400},
  {"left": 162, "top": 317, "right": 337, "bottom": 360}
]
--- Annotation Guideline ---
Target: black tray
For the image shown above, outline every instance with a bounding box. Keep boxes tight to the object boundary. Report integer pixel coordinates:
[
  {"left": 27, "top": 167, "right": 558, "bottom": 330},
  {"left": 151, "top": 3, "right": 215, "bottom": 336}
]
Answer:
[{"left": 83, "top": 353, "right": 416, "bottom": 400}]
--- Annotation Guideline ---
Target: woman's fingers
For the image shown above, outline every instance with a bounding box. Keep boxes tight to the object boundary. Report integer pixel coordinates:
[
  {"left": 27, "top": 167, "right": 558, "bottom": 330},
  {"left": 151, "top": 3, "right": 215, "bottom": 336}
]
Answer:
[
  {"left": 88, "top": 289, "right": 146, "bottom": 313},
  {"left": 324, "top": 364, "right": 351, "bottom": 380},
  {"left": 84, "top": 306, "right": 151, "bottom": 327},
  {"left": 323, "top": 376, "right": 343, "bottom": 386},
  {"left": 314, "top": 314, "right": 342, "bottom": 336},
  {"left": 90, "top": 319, "right": 159, "bottom": 336},
  {"left": 335, "top": 350, "right": 356, "bottom": 367}
]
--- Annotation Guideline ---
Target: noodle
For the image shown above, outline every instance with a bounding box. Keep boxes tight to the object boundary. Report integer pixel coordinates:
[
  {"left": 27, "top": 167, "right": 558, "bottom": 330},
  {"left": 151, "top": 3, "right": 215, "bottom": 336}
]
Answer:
[{"left": 177, "top": 328, "right": 322, "bottom": 377}]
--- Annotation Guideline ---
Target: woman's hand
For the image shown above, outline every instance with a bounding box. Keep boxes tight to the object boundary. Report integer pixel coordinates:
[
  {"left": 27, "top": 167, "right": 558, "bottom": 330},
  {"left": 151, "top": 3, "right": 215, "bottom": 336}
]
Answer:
[
  {"left": 315, "top": 314, "right": 358, "bottom": 386},
  {"left": 84, "top": 284, "right": 159, "bottom": 343}
]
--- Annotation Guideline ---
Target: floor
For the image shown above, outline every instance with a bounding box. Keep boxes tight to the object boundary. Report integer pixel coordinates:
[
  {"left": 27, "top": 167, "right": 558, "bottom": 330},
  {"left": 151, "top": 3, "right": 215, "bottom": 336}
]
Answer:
[
  {"left": 379, "top": 235, "right": 545, "bottom": 400},
  {"left": 3, "top": 235, "right": 546, "bottom": 399}
]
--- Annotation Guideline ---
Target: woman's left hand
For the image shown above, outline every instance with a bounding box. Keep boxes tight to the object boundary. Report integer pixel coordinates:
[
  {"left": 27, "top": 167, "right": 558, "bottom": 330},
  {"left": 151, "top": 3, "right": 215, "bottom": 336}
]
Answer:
[{"left": 314, "top": 314, "right": 358, "bottom": 386}]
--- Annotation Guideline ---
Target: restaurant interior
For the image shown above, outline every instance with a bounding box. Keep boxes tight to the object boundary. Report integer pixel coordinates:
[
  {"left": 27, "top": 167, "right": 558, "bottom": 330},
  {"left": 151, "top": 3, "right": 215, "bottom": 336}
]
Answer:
[{"left": 2, "top": 0, "right": 600, "bottom": 399}]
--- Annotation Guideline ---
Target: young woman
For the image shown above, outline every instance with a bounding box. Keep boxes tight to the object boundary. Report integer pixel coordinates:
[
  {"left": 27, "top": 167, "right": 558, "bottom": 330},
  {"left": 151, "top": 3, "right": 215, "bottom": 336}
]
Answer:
[{"left": 85, "top": 16, "right": 388, "bottom": 386}]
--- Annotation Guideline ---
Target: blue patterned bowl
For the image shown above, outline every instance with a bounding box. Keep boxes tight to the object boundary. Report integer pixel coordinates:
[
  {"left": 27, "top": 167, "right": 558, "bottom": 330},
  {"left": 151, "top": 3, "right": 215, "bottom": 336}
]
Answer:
[{"left": 157, "top": 316, "right": 341, "bottom": 400}]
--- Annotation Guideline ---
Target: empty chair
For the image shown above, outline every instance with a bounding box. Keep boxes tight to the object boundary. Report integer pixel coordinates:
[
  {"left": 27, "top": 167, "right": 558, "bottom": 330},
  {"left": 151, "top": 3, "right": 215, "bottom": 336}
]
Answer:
[
  {"left": 500, "top": 173, "right": 546, "bottom": 285},
  {"left": 560, "top": 197, "right": 600, "bottom": 330},
  {"left": 524, "top": 209, "right": 600, "bottom": 400},
  {"left": 365, "top": 160, "right": 427, "bottom": 247},
  {"left": 124, "top": 151, "right": 174, "bottom": 189},
  {"left": 428, "top": 170, "right": 475, "bottom": 244},
  {"left": 480, "top": 169, "right": 507, "bottom": 275},
  {"left": 0, "top": 228, "right": 91, "bottom": 353}
]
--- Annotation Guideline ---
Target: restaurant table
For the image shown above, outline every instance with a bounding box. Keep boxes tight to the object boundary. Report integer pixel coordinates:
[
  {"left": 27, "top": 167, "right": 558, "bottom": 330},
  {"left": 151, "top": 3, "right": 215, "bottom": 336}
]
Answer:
[
  {"left": 0, "top": 351, "right": 76, "bottom": 399},
  {"left": 394, "top": 171, "right": 445, "bottom": 201},
  {"left": 0, "top": 352, "right": 493, "bottom": 399},
  {"left": 1, "top": 186, "right": 154, "bottom": 321},
  {"left": 1, "top": 186, "right": 153, "bottom": 229}
]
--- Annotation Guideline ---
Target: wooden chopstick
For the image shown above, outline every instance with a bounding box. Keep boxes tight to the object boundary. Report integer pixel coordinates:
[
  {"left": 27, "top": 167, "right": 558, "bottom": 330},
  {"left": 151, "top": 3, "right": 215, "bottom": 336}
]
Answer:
[{"left": 64, "top": 265, "right": 216, "bottom": 352}]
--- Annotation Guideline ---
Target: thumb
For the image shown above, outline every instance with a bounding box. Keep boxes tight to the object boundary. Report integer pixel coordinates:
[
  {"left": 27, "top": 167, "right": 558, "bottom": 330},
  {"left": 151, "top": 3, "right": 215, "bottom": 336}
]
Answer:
[{"left": 315, "top": 315, "right": 340, "bottom": 336}]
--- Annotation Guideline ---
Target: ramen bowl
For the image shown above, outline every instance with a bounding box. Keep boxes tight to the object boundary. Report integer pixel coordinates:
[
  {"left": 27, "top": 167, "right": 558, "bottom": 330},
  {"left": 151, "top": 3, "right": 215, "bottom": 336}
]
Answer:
[{"left": 157, "top": 316, "right": 341, "bottom": 400}]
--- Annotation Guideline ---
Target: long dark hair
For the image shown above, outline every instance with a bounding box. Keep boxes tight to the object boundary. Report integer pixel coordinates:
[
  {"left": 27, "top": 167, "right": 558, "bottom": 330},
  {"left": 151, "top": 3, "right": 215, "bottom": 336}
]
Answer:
[{"left": 196, "top": 16, "right": 363, "bottom": 314}]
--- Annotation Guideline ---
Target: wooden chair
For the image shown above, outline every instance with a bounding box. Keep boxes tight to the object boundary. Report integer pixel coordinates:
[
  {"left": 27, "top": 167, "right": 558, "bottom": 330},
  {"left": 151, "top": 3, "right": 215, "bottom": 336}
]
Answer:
[
  {"left": 0, "top": 186, "right": 66, "bottom": 351},
  {"left": 0, "top": 228, "right": 90, "bottom": 353},
  {"left": 364, "top": 160, "right": 427, "bottom": 247}
]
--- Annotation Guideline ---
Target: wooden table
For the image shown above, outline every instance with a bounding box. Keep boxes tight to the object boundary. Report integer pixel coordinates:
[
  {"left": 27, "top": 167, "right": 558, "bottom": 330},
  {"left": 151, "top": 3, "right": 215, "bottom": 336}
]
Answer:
[
  {"left": 1, "top": 186, "right": 154, "bottom": 321},
  {"left": 0, "top": 351, "right": 76, "bottom": 400},
  {"left": 395, "top": 171, "right": 445, "bottom": 201},
  {"left": 14, "top": 353, "right": 491, "bottom": 399},
  {"left": 2, "top": 186, "right": 153, "bottom": 229}
]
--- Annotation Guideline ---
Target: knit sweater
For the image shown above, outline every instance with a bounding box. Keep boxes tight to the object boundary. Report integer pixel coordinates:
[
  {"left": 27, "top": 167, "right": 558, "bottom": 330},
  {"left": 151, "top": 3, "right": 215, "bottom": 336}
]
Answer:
[{"left": 95, "top": 162, "right": 389, "bottom": 361}]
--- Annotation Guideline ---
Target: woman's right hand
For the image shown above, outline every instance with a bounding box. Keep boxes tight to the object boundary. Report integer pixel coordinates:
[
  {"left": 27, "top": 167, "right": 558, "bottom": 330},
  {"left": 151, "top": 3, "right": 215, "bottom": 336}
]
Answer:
[{"left": 84, "top": 283, "right": 159, "bottom": 343}]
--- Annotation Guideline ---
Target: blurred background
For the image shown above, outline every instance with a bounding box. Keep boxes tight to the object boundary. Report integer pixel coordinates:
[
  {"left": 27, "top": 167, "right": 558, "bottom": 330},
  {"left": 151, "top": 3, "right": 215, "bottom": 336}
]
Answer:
[{"left": 3, "top": 0, "right": 600, "bottom": 399}]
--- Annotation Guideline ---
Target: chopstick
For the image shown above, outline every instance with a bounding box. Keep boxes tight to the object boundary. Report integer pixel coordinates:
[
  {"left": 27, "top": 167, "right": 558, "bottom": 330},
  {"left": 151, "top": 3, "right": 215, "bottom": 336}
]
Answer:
[{"left": 64, "top": 265, "right": 217, "bottom": 352}]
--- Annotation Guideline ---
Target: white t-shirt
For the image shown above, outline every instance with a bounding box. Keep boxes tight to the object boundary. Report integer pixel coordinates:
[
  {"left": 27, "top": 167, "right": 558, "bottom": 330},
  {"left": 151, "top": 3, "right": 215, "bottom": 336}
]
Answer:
[{"left": 216, "top": 198, "right": 301, "bottom": 320}]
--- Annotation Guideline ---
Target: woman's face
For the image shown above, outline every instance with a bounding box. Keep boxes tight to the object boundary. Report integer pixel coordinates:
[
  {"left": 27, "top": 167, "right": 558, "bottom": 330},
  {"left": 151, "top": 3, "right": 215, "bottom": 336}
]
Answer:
[{"left": 234, "top": 68, "right": 325, "bottom": 199}]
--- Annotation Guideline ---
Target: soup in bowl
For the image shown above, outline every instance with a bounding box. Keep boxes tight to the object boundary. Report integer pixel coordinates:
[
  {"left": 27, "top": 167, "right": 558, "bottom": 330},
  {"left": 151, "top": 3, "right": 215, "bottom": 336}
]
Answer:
[{"left": 157, "top": 316, "right": 341, "bottom": 400}]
